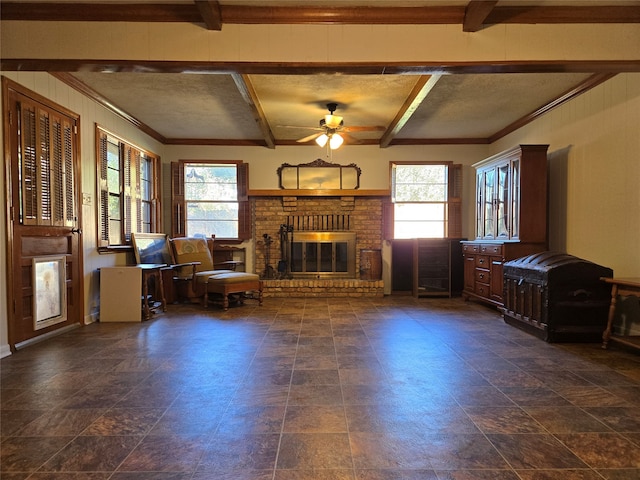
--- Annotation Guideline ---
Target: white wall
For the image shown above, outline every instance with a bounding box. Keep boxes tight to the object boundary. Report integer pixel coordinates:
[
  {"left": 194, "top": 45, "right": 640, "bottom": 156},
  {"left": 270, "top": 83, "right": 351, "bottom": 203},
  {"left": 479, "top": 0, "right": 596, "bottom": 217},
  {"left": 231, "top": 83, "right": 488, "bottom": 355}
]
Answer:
[
  {"left": 493, "top": 72, "right": 640, "bottom": 276},
  {"left": 3, "top": 21, "right": 639, "bottom": 64}
]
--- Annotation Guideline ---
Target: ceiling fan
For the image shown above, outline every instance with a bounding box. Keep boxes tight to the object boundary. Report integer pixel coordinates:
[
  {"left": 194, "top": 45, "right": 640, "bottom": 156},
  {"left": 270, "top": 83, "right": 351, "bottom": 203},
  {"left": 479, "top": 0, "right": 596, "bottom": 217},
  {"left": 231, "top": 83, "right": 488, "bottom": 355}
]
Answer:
[{"left": 282, "top": 103, "right": 384, "bottom": 149}]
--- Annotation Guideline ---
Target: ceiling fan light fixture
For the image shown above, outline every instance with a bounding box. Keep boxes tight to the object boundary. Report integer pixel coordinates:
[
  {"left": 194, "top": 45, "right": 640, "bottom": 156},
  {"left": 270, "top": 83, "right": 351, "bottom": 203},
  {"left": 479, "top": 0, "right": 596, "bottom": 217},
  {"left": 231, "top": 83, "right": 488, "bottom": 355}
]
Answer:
[
  {"left": 315, "top": 133, "right": 329, "bottom": 147},
  {"left": 324, "top": 114, "right": 343, "bottom": 129},
  {"left": 329, "top": 133, "right": 344, "bottom": 149}
]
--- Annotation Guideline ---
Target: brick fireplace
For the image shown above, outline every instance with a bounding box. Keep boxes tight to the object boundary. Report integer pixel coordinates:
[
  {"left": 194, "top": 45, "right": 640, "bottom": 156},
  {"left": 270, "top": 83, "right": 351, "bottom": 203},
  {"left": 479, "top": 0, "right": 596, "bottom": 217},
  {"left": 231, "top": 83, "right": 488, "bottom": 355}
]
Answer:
[{"left": 253, "top": 195, "right": 385, "bottom": 297}]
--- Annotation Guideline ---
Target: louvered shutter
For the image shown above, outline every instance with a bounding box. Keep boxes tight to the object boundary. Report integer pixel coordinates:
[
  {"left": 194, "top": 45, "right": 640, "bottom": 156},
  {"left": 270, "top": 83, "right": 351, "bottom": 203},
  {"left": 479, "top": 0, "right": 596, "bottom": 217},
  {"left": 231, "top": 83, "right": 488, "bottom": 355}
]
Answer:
[
  {"left": 171, "top": 161, "right": 185, "bottom": 238},
  {"left": 237, "top": 162, "right": 251, "bottom": 240},
  {"left": 123, "top": 145, "right": 133, "bottom": 242},
  {"left": 37, "top": 107, "right": 52, "bottom": 225},
  {"left": 447, "top": 163, "right": 463, "bottom": 238},
  {"left": 97, "top": 130, "right": 109, "bottom": 247},
  {"left": 132, "top": 149, "right": 142, "bottom": 234},
  {"left": 62, "top": 118, "right": 76, "bottom": 226},
  {"left": 20, "top": 101, "right": 38, "bottom": 225},
  {"left": 382, "top": 197, "right": 394, "bottom": 241},
  {"left": 17, "top": 100, "right": 76, "bottom": 228}
]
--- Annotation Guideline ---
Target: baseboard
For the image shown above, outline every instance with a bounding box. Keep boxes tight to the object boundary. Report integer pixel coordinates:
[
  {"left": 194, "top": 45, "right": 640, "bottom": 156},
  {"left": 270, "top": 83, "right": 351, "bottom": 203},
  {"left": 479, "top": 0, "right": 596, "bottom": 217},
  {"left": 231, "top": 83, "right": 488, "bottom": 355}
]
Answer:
[
  {"left": 0, "top": 343, "right": 12, "bottom": 359},
  {"left": 85, "top": 311, "right": 99, "bottom": 325},
  {"left": 14, "top": 324, "right": 80, "bottom": 351}
]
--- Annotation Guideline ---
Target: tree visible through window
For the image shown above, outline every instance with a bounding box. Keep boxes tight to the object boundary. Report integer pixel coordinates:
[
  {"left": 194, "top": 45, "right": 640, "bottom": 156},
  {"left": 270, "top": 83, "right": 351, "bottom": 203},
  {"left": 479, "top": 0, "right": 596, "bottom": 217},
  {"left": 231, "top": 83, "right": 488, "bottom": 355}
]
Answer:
[
  {"left": 184, "top": 163, "right": 239, "bottom": 238},
  {"left": 390, "top": 162, "right": 462, "bottom": 239},
  {"left": 171, "top": 160, "right": 250, "bottom": 241}
]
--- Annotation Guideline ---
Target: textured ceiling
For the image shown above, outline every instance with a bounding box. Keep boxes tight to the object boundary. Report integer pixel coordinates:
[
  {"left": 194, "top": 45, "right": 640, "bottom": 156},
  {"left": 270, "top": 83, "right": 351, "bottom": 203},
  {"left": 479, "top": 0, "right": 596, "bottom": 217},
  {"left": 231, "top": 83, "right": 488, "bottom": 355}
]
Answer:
[{"left": 70, "top": 70, "right": 595, "bottom": 145}]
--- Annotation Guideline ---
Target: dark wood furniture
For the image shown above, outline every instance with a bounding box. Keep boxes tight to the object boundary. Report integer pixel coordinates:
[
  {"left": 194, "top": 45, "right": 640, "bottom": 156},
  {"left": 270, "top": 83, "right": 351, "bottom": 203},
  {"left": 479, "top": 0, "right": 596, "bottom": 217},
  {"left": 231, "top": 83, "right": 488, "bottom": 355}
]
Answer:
[
  {"left": 139, "top": 264, "right": 168, "bottom": 320},
  {"left": 462, "top": 145, "right": 549, "bottom": 308},
  {"left": 391, "top": 239, "right": 414, "bottom": 294},
  {"left": 413, "top": 238, "right": 464, "bottom": 297},
  {"left": 502, "top": 252, "right": 612, "bottom": 342},
  {"left": 601, "top": 277, "right": 640, "bottom": 350},
  {"left": 391, "top": 238, "right": 464, "bottom": 297},
  {"left": 212, "top": 244, "right": 246, "bottom": 271}
]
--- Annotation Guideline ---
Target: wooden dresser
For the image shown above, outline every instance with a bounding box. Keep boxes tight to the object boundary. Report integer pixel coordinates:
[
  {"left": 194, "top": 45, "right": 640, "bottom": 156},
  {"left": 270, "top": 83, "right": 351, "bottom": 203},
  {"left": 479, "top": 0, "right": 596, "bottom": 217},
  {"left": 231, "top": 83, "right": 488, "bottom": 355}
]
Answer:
[{"left": 462, "top": 145, "right": 549, "bottom": 308}]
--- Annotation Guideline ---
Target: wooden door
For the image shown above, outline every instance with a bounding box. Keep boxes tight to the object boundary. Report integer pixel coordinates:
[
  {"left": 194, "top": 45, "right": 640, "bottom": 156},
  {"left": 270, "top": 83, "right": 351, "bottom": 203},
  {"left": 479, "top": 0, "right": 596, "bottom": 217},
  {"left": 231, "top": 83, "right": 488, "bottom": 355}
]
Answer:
[{"left": 4, "top": 79, "right": 83, "bottom": 351}]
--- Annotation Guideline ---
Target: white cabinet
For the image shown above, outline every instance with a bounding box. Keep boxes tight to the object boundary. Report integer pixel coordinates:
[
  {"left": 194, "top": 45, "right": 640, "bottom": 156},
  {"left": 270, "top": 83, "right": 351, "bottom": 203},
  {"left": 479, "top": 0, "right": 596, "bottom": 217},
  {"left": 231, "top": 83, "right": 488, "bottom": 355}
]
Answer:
[{"left": 100, "top": 267, "right": 142, "bottom": 322}]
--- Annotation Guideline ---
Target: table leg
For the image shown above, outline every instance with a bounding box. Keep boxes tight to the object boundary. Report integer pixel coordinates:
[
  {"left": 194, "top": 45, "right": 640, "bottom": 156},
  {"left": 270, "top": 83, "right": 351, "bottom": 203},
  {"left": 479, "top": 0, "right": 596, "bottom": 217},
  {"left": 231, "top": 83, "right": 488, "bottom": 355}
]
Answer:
[
  {"left": 602, "top": 284, "right": 619, "bottom": 349},
  {"left": 142, "top": 272, "right": 151, "bottom": 321},
  {"left": 157, "top": 269, "right": 167, "bottom": 312}
]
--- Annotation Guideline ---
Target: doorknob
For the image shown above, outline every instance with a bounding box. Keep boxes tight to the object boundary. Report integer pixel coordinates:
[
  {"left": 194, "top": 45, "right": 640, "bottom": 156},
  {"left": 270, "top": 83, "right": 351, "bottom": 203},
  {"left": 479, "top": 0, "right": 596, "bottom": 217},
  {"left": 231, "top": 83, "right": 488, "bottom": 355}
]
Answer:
[{"left": 71, "top": 227, "right": 82, "bottom": 234}]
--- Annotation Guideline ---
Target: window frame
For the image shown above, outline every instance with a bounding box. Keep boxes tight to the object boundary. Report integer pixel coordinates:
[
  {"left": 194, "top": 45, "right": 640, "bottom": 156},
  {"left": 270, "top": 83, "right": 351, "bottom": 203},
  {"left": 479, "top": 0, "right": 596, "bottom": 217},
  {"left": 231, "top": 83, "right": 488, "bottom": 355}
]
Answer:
[
  {"left": 171, "top": 160, "right": 250, "bottom": 242},
  {"left": 385, "top": 161, "right": 462, "bottom": 240},
  {"left": 96, "top": 125, "right": 161, "bottom": 250}
]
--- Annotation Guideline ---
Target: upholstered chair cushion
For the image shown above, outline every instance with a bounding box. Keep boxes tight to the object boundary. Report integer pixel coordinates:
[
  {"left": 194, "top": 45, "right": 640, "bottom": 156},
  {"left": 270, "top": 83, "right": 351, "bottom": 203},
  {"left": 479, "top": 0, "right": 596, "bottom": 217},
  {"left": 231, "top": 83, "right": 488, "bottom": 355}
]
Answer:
[
  {"left": 170, "top": 237, "right": 214, "bottom": 272},
  {"left": 206, "top": 272, "right": 260, "bottom": 285}
]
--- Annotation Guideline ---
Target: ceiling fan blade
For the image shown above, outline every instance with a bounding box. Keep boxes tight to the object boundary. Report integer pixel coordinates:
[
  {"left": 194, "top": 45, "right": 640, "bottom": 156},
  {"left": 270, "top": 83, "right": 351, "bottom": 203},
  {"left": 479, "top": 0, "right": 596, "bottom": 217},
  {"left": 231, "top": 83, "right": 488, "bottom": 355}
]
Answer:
[
  {"left": 297, "top": 132, "right": 323, "bottom": 143},
  {"left": 342, "top": 125, "right": 386, "bottom": 132},
  {"left": 278, "top": 125, "right": 324, "bottom": 131},
  {"left": 340, "top": 132, "right": 363, "bottom": 144}
]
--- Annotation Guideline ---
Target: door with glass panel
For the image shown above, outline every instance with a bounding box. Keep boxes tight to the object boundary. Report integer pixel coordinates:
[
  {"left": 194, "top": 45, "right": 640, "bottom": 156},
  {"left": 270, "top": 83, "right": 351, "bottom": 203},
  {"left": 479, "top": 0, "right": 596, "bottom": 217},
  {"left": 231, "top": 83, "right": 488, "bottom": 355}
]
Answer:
[{"left": 4, "top": 79, "right": 83, "bottom": 350}]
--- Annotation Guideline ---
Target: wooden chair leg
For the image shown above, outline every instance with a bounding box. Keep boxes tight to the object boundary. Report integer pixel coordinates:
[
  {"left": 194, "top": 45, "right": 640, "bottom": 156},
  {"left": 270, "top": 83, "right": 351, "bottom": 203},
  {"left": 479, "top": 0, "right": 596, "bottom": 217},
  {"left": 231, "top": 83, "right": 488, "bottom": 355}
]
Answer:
[{"left": 222, "top": 294, "right": 230, "bottom": 311}]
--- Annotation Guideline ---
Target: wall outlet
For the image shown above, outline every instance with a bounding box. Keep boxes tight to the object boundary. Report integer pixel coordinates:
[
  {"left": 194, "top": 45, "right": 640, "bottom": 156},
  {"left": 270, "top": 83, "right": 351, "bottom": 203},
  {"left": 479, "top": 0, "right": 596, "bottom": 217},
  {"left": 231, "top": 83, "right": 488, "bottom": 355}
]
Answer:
[{"left": 82, "top": 193, "right": 92, "bottom": 206}]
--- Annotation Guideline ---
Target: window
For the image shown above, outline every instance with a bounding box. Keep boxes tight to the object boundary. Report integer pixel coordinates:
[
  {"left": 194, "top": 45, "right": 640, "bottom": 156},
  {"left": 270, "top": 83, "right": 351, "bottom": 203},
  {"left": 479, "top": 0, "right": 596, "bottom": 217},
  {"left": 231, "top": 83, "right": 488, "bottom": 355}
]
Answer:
[
  {"left": 171, "top": 160, "right": 250, "bottom": 241},
  {"left": 387, "top": 162, "right": 462, "bottom": 239},
  {"left": 96, "top": 127, "right": 160, "bottom": 248}
]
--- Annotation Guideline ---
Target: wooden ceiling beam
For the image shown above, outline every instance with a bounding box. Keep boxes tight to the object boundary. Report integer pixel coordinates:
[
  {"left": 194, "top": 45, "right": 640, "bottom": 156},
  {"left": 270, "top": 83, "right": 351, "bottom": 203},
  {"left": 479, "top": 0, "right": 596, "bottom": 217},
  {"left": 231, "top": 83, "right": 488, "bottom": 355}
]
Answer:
[
  {"left": 463, "top": 1, "right": 498, "bottom": 32},
  {"left": 486, "top": 6, "right": 640, "bottom": 24},
  {"left": 232, "top": 73, "right": 276, "bottom": 149},
  {"left": 194, "top": 0, "right": 222, "bottom": 31},
  {"left": 379, "top": 75, "right": 441, "bottom": 149},
  {"left": 4, "top": 59, "right": 640, "bottom": 75},
  {"left": 221, "top": 5, "right": 463, "bottom": 24},
  {"left": 2, "top": 3, "right": 638, "bottom": 27},
  {"left": 0, "top": 3, "right": 202, "bottom": 23}
]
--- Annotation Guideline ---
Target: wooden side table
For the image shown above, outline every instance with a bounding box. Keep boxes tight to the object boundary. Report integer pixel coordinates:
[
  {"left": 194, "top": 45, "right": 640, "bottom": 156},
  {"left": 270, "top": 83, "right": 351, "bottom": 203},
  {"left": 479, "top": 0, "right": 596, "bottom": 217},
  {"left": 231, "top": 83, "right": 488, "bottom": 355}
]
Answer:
[
  {"left": 139, "top": 263, "right": 167, "bottom": 320},
  {"left": 601, "top": 277, "right": 640, "bottom": 350}
]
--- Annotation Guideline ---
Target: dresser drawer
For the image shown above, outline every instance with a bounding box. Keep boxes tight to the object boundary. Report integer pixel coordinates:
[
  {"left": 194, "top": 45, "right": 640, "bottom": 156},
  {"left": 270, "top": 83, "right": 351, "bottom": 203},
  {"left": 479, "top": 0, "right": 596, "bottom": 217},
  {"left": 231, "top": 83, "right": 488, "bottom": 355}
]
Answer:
[
  {"left": 475, "top": 269, "right": 490, "bottom": 283},
  {"left": 475, "top": 282, "right": 490, "bottom": 297},
  {"left": 480, "top": 244, "right": 503, "bottom": 256},
  {"left": 462, "top": 243, "right": 480, "bottom": 254},
  {"left": 475, "top": 255, "right": 490, "bottom": 268}
]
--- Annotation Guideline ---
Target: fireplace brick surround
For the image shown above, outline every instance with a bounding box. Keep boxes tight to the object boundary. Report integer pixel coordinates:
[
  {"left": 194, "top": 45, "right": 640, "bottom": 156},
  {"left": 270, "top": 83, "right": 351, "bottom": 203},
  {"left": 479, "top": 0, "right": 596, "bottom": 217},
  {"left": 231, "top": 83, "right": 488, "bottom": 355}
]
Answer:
[{"left": 253, "top": 195, "right": 385, "bottom": 297}]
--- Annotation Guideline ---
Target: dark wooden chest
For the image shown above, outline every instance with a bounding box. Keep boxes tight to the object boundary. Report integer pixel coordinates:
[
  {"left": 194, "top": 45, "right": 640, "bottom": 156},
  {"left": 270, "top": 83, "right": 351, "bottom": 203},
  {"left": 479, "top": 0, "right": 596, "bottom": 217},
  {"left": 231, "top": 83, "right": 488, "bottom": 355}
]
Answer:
[{"left": 502, "top": 251, "right": 613, "bottom": 342}]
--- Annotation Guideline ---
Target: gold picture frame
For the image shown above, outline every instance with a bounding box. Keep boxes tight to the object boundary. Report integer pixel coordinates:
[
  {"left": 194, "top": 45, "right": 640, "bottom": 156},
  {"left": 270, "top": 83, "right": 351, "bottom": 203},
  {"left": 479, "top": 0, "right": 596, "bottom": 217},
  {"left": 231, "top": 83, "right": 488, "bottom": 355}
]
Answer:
[
  {"left": 33, "top": 255, "right": 67, "bottom": 330},
  {"left": 278, "top": 158, "right": 361, "bottom": 190}
]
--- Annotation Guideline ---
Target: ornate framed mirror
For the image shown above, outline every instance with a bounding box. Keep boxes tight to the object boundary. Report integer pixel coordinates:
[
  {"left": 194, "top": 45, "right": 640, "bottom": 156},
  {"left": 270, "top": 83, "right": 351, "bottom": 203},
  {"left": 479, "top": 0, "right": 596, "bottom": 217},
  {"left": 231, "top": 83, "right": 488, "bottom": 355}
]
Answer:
[{"left": 278, "top": 158, "right": 361, "bottom": 190}]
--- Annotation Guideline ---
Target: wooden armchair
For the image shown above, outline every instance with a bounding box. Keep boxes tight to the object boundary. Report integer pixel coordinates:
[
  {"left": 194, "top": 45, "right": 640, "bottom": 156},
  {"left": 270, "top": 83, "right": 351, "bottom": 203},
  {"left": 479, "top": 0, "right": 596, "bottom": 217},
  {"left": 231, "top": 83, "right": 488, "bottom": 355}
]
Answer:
[
  {"left": 131, "top": 232, "right": 234, "bottom": 305},
  {"left": 170, "top": 237, "right": 263, "bottom": 310}
]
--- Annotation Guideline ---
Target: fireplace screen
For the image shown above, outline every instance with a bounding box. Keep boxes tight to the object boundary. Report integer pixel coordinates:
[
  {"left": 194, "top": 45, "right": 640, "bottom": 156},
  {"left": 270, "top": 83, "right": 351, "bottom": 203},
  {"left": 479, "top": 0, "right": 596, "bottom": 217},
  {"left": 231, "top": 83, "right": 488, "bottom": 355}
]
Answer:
[{"left": 290, "top": 232, "right": 356, "bottom": 278}]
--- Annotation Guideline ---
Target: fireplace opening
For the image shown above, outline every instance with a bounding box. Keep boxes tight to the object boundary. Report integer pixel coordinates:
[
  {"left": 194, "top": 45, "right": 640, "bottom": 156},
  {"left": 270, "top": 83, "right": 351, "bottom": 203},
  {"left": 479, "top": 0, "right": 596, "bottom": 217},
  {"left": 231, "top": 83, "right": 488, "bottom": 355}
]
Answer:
[{"left": 290, "top": 231, "right": 356, "bottom": 279}]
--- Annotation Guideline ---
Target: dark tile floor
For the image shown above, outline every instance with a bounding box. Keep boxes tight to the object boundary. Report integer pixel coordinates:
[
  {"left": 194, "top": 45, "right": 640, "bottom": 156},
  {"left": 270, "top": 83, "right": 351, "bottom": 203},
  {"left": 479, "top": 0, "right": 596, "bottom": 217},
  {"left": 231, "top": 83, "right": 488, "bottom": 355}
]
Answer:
[{"left": 2, "top": 296, "right": 640, "bottom": 480}]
